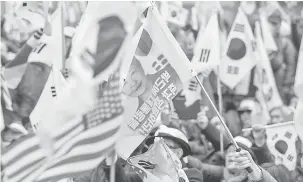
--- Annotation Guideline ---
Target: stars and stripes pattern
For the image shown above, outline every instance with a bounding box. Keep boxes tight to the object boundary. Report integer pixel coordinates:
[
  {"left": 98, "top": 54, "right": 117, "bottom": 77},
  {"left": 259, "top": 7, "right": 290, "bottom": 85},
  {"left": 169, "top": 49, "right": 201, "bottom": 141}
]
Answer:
[
  {"left": 1, "top": 66, "right": 13, "bottom": 111},
  {"left": 1, "top": 70, "right": 123, "bottom": 182}
]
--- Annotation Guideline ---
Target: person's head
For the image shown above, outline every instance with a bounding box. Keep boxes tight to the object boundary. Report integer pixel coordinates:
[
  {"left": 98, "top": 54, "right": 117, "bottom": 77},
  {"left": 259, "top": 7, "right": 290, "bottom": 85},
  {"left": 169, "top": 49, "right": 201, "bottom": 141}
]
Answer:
[
  {"left": 238, "top": 98, "right": 261, "bottom": 129},
  {"left": 269, "top": 106, "right": 293, "bottom": 124},
  {"left": 289, "top": 95, "right": 299, "bottom": 109},
  {"left": 267, "top": 10, "right": 282, "bottom": 37},
  {"left": 122, "top": 57, "right": 148, "bottom": 97},
  {"left": 152, "top": 125, "right": 191, "bottom": 159},
  {"left": 269, "top": 107, "right": 285, "bottom": 124},
  {"left": 261, "top": 163, "right": 292, "bottom": 182}
]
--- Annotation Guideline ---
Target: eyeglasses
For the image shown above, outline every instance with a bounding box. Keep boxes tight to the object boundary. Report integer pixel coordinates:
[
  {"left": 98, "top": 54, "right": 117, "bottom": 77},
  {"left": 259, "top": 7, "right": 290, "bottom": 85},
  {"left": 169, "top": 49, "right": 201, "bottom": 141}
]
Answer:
[{"left": 238, "top": 110, "right": 252, "bottom": 115}]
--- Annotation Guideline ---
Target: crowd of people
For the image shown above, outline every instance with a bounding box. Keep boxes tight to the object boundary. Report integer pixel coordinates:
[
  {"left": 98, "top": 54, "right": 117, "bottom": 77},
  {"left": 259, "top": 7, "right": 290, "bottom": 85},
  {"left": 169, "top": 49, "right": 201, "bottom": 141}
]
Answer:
[{"left": 1, "top": 1, "right": 303, "bottom": 182}]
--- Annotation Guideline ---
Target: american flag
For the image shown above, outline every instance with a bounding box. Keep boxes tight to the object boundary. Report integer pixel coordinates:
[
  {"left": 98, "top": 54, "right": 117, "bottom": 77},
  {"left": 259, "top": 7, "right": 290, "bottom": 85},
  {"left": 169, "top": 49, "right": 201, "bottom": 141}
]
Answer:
[
  {"left": 1, "top": 70, "right": 123, "bottom": 182},
  {"left": 1, "top": 66, "right": 13, "bottom": 111}
]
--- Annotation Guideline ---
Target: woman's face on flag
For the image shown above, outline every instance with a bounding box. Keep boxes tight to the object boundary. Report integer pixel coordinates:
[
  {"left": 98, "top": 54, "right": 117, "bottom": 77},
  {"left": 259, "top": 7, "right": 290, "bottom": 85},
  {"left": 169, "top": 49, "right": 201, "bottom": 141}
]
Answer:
[{"left": 122, "top": 61, "right": 147, "bottom": 97}]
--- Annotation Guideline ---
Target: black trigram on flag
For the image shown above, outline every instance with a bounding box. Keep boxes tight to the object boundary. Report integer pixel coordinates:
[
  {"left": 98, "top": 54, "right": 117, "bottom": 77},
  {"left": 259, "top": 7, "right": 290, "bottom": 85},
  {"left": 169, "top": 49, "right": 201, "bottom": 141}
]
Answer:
[
  {"left": 284, "top": 132, "right": 292, "bottom": 139},
  {"left": 33, "top": 43, "right": 47, "bottom": 54},
  {"left": 199, "top": 49, "right": 210, "bottom": 63},
  {"left": 272, "top": 133, "right": 278, "bottom": 141},
  {"left": 152, "top": 54, "right": 168, "bottom": 72},
  {"left": 234, "top": 23, "right": 244, "bottom": 33},
  {"left": 63, "top": 68, "right": 69, "bottom": 78},
  {"left": 287, "top": 154, "right": 294, "bottom": 161},
  {"left": 227, "top": 66, "right": 239, "bottom": 75},
  {"left": 188, "top": 79, "right": 198, "bottom": 91},
  {"left": 51, "top": 86, "right": 57, "bottom": 97}
]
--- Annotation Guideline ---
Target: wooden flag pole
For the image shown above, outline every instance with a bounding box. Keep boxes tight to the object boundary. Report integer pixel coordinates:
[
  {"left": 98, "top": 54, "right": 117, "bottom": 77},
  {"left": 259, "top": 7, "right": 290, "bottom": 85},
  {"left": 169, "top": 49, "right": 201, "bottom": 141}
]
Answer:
[{"left": 192, "top": 69, "right": 253, "bottom": 173}]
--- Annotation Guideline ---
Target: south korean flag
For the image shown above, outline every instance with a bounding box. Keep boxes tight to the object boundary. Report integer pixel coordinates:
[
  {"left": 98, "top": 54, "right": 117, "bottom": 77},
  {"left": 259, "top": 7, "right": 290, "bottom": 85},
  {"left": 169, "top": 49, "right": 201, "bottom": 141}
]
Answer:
[
  {"left": 161, "top": 2, "right": 189, "bottom": 27},
  {"left": 266, "top": 122, "right": 299, "bottom": 171}
]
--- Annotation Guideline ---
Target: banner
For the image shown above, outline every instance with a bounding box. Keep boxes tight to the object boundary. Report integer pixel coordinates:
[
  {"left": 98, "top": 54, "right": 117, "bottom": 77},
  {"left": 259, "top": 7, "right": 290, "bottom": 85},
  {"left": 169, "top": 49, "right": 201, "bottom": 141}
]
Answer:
[
  {"left": 191, "top": 11, "right": 220, "bottom": 72},
  {"left": 254, "top": 22, "right": 283, "bottom": 110},
  {"left": 220, "top": 9, "right": 257, "bottom": 89},
  {"left": 116, "top": 7, "right": 192, "bottom": 159},
  {"left": 265, "top": 122, "right": 298, "bottom": 171},
  {"left": 128, "top": 138, "right": 188, "bottom": 182}
]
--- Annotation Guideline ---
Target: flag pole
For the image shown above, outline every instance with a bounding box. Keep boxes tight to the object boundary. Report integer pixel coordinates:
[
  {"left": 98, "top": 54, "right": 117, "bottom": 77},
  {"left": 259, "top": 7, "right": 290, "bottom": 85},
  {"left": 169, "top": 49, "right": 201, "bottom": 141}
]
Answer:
[
  {"left": 217, "top": 66, "right": 224, "bottom": 154},
  {"left": 192, "top": 69, "right": 237, "bottom": 147},
  {"left": 110, "top": 163, "right": 115, "bottom": 182},
  {"left": 192, "top": 69, "right": 253, "bottom": 173},
  {"left": 60, "top": 1, "right": 66, "bottom": 70}
]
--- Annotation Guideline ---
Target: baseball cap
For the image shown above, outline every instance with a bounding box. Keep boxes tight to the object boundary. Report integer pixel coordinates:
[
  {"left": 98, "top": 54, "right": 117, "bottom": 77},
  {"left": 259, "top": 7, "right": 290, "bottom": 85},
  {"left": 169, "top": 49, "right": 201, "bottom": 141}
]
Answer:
[{"left": 147, "top": 125, "right": 191, "bottom": 157}]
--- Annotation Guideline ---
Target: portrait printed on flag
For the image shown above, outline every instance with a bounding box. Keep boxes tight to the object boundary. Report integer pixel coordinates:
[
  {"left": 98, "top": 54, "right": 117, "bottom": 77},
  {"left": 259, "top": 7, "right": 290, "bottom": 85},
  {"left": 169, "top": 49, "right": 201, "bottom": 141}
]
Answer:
[
  {"left": 122, "top": 29, "right": 182, "bottom": 136},
  {"left": 116, "top": 7, "right": 192, "bottom": 159}
]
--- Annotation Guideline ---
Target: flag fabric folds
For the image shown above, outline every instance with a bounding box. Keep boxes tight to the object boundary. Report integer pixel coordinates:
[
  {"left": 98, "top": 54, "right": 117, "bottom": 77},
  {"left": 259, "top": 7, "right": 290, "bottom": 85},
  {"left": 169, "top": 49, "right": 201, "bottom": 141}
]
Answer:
[
  {"left": 254, "top": 21, "right": 283, "bottom": 112},
  {"left": 29, "top": 67, "right": 67, "bottom": 132},
  {"left": 2, "top": 2, "right": 136, "bottom": 181},
  {"left": 1, "top": 70, "right": 124, "bottom": 182},
  {"left": 115, "top": 6, "right": 192, "bottom": 159},
  {"left": 259, "top": 11, "right": 278, "bottom": 53},
  {"left": 220, "top": 9, "right": 257, "bottom": 89},
  {"left": 294, "top": 36, "right": 303, "bottom": 141},
  {"left": 128, "top": 138, "right": 189, "bottom": 182},
  {"left": 294, "top": 36, "right": 303, "bottom": 99}
]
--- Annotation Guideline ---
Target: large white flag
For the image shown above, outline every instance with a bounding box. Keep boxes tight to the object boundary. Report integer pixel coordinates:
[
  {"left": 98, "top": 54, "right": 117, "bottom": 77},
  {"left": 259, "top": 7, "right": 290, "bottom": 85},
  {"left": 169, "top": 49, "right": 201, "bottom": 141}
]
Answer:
[
  {"left": 220, "top": 9, "right": 257, "bottom": 89},
  {"left": 259, "top": 11, "right": 278, "bottom": 53},
  {"left": 29, "top": 67, "right": 66, "bottom": 132},
  {"left": 116, "top": 6, "right": 192, "bottom": 159},
  {"left": 191, "top": 11, "right": 220, "bottom": 72},
  {"left": 295, "top": 36, "right": 303, "bottom": 99},
  {"left": 254, "top": 22, "right": 283, "bottom": 110},
  {"left": 27, "top": 4, "right": 65, "bottom": 70},
  {"left": 294, "top": 36, "right": 303, "bottom": 141},
  {"left": 266, "top": 122, "right": 298, "bottom": 171}
]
